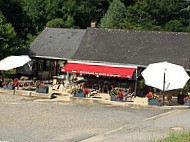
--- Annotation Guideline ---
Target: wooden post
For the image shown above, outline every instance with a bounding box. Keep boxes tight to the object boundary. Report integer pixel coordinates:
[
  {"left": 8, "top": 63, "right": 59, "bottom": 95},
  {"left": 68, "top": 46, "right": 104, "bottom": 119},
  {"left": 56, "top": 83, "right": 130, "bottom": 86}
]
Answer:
[
  {"left": 34, "top": 58, "right": 38, "bottom": 78},
  {"left": 134, "top": 68, "right": 138, "bottom": 97},
  {"left": 53, "top": 60, "right": 57, "bottom": 76},
  {"left": 43, "top": 60, "right": 46, "bottom": 71}
]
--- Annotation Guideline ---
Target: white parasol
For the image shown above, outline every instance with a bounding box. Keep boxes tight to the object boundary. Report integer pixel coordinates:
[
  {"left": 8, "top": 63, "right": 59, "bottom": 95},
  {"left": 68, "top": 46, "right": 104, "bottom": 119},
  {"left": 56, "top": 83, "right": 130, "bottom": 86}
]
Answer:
[
  {"left": 0, "top": 55, "right": 31, "bottom": 71},
  {"left": 141, "top": 61, "right": 190, "bottom": 105}
]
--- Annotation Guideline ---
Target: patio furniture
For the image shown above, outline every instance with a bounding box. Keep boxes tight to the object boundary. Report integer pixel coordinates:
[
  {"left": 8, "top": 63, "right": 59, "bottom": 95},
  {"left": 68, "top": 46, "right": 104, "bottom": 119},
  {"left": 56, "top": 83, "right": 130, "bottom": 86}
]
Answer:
[
  {"left": 53, "top": 75, "right": 65, "bottom": 85},
  {"left": 125, "top": 92, "right": 135, "bottom": 102},
  {"left": 102, "top": 84, "right": 109, "bottom": 93},
  {"left": 92, "top": 84, "right": 99, "bottom": 90},
  {"left": 114, "top": 87, "right": 129, "bottom": 92},
  {"left": 19, "top": 80, "right": 34, "bottom": 87},
  {"left": 88, "top": 88, "right": 97, "bottom": 97},
  {"left": 164, "top": 95, "right": 172, "bottom": 105}
]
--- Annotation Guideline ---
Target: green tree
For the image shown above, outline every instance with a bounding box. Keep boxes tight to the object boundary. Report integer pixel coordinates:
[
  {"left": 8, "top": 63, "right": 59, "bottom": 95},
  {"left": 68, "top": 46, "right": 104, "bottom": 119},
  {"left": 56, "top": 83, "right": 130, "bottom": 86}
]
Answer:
[
  {"left": 22, "top": 0, "right": 47, "bottom": 34},
  {"left": 46, "top": 17, "right": 76, "bottom": 29},
  {"left": 74, "top": 0, "right": 110, "bottom": 28},
  {"left": 164, "top": 20, "right": 184, "bottom": 32},
  {"left": 25, "top": 33, "right": 37, "bottom": 46},
  {"left": 120, "top": 0, "right": 135, "bottom": 6},
  {"left": 44, "top": 0, "right": 63, "bottom": 21},
  {"left": 120, "top": 1, "right": 161, "bottom": 31},
  {"left": 61, "top": 0, "right": 77, "bottom": 20},
  {"left": 0, "top": 0, "right": 31, "bottom": 41},
  {"left": 99, "top": 0, "right": 126, "bottom": 29},
  {"left": 0, "top": 11, "right": 20, "bottom": 59},
  {"left": 146, "top": 0, "right": 189, "bottom": 27},
  {"left": 64, "top": 15, "right": 75, "bottom": 28},
  {"left": 46, "top": 18, "right": 65, "bottom": 28}
]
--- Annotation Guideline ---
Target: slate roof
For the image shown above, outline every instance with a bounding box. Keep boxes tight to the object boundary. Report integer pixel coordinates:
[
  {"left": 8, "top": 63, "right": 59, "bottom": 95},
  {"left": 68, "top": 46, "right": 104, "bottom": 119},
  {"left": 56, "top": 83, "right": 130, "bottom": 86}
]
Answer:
[
  {"left": 23, "top": 27, "right": 86, "bottom": 59},
  {"left": 72, "top": 28, "right": 190, "bottom": 70}
]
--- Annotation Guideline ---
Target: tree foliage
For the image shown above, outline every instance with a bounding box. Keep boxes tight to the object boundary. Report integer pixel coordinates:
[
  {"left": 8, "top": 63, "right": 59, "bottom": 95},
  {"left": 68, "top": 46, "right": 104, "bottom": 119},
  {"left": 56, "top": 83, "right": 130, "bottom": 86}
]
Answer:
[
  {"left": 100, "top": 0, "right": 126, "bottom": 28},
  {"left": 0, "top": 0, "right": 190, "bottom": 58},
  {"left": 0, "top": 11, "right": 21, "bottom": 59},
  {"left": 164, "top": 20, "right": 184, "bottom": 32},
  {"left": 120, "top": 1, "right": 162, "bottom": 31},
  {"left": 46, "top": 18, "right": 65, "bottom": 28}
]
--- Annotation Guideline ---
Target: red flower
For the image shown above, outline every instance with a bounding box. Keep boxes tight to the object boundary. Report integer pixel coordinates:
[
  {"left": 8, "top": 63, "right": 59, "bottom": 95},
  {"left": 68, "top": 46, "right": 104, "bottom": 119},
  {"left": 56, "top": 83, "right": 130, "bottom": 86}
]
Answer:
[
  {"left": 83, "top": 88, "right": 90, "bottom": 95},
  {"left": 184, "top": 96, "right": 189, "bottom": 103},
  {"left": 110, "top": 89, "right": 124, "bottom": 99},
  {"left": 146, "top": 92, "right": 161, "bottom": 101}
]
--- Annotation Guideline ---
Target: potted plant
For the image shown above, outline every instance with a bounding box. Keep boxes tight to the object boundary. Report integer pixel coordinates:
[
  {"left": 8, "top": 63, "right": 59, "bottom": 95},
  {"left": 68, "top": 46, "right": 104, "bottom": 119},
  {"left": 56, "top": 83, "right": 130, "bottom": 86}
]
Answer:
[
  {"left": 146, "top": 92, "right": 162, "bottom": 106},
  {"left": 8, "top": 79, "right": 19, "bottom": 90},
  {"left": 2, "top": 78, "right": 10, "bottom": 89},
  {"left": 35, "top": 81, "right": 48, "bottom": 93},
  {"left": 184, "top": 93, "right": 190, "bottom": 106},
  {"left": 178, "top": 84, "right": 189, "bottom": 104},
  {"left": 84, "top": 88, "right": 90, "bottom": 97},
  {"left": 110, "top": 89, "right": 124, "bottom": 102},
  {"left": 34, "top": 80, "right": 41, "bottom": 88},
  {"left": 72, "top": 87, "right": 89, "bottom": 97}
]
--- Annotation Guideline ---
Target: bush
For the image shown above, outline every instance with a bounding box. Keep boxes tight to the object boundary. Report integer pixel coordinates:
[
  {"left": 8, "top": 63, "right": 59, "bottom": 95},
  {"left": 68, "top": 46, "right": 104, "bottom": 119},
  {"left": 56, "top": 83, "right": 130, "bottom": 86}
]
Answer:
[{"left": 154, "top": 132, "right": 190, "bottom": 142}]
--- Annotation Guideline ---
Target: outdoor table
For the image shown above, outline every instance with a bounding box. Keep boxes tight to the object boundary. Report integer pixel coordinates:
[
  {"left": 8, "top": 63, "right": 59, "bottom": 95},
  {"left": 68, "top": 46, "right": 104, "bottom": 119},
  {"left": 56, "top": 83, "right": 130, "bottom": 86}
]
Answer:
[
  {"left": 114, "top": 87, "right": 129, "bottom": 92},
  {"left": 19, "top": 80, "right": 34, "bottom": 87},
  {"left": 53, "top": 75, "right": 65, "bottom": 84}
]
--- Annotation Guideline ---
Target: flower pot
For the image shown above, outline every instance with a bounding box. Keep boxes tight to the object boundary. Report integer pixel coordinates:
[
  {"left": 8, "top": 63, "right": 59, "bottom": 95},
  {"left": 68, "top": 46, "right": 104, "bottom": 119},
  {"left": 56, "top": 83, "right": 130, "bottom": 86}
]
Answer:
[
  {"left": 36, "top": 87, "right": 48, "bottom": 93},
  {"left": 8, "top": 84, "right": 14, "bottom": 90},
  {"left": 111, "top": 95, "right": 123, "bottom": 102},
  {"left": 3, "top": 85, "right": 8, "bottom": 89},
  {"left": 73, "top": 92, "right": 86, "bottom": 98},
  {"left": 148, "top": 99, "right": 162, "bottom": 106},
  {"left": 184, "top": 100, "right": 190, "bottom": 106}
]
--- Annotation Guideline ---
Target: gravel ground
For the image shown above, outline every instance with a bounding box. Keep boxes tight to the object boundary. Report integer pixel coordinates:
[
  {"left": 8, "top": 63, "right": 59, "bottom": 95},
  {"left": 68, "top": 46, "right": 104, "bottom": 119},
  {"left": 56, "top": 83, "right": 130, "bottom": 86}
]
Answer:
[{"left": 0, "top": 93, "right": 170, "bottom": 142}]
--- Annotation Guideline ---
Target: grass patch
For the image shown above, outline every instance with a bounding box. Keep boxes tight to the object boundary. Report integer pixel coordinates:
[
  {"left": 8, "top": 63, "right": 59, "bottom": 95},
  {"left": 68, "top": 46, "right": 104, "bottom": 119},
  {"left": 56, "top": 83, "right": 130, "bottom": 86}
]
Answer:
[{"left": 154, "top": 132, "right": 190, "bottom": 142}]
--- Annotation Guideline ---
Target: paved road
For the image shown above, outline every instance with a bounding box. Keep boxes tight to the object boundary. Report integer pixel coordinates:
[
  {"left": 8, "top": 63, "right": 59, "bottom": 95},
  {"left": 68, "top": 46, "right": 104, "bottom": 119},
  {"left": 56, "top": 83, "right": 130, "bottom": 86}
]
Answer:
[{"left": 0, "top": 93, "right": 187, "bottom": 142}]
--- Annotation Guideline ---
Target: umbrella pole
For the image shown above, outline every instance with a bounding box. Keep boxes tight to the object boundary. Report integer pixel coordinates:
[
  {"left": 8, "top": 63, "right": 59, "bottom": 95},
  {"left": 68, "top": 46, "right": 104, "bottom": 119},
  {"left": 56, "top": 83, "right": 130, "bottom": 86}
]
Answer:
[
  {"left": 134, "top": 69, "right": 138, "bottom": 97},
  {"left": 162, "top": 72, "right": 166, "bottom": 105}
]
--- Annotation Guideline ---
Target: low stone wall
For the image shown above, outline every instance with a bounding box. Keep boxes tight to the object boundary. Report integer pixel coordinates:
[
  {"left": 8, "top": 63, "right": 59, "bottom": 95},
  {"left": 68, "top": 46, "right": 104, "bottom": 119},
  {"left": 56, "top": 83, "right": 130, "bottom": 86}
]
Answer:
[
  {"left": 133, "top": 96, "right": 148, "bottom": 105},
  {"left": 30, "top": 91, "right": 52, "bottom": 99},
  {"left": 98, "top": 93, "right": 110, "bottom": 100},
  {"left": 70, "top": 97, "right": 112, "bottom": 105},
  {"left": 1, "top": 87, "right": 189, "bottom": 109},
  {"left": 0, "top": 87, "right": 52, "bottom": 99},
  {"left": 15, "top": 90, "right": 31, "bottom": 97},
  {"left": 49, "top": 86, "right": 71, "bottom": 96},
  {"left": 0, "top": 88, "right": 14, "bottom": 95}
]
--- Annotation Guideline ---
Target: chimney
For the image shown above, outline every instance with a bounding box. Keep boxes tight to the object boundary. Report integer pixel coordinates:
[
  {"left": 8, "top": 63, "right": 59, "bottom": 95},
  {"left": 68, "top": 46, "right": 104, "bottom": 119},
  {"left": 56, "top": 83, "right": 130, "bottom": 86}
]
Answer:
[{"left": 91, "top": 22, "right": 96, "bottom": 28}]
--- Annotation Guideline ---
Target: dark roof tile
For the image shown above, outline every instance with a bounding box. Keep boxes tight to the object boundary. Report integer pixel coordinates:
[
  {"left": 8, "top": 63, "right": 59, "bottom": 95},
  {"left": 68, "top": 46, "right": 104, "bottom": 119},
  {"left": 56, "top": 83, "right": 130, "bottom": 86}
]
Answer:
[
  {"left": 72, "top": 28, "right": 190, "bottom": 70},
  {"left": 24, "top": 27, "right": 86, "bottom": 59}
]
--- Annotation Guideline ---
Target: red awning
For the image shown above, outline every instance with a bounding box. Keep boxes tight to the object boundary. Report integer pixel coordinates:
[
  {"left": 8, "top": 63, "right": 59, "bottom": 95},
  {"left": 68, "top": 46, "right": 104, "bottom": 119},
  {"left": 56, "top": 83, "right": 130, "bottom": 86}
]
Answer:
[{"left": 61, "top": 63, "right": 136, "bottom": 78}]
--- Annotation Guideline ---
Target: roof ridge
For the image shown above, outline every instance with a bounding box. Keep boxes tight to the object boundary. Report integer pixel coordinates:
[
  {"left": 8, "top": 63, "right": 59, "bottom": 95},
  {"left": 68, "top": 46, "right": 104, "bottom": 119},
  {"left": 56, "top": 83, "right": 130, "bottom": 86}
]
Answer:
[
  {"left": 87, "top": 27, "right": 190, "bottom": 35},
  {"left": 45, "top": 27, "right": 86, "bottom": 31}
]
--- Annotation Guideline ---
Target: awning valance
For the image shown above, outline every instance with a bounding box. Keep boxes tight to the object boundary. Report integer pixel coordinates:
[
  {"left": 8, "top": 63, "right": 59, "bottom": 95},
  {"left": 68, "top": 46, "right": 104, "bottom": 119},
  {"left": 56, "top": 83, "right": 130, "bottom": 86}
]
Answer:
[{"left": 61, "top": 62, "right": 136, "bottom": 78}]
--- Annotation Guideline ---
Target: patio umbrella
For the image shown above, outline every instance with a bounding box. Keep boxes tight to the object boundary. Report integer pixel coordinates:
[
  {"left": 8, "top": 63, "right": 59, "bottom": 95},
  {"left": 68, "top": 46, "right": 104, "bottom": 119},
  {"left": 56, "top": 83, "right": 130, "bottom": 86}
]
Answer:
[
  {"left": 0, "top": 55, "right": 31, "bottom": 71},
  {"left": 141, "top": 61, "right": 190, "bottom": 105}
]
